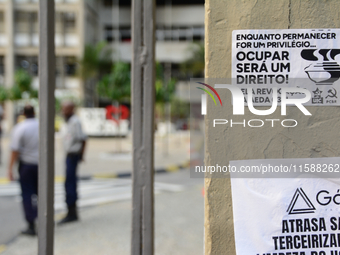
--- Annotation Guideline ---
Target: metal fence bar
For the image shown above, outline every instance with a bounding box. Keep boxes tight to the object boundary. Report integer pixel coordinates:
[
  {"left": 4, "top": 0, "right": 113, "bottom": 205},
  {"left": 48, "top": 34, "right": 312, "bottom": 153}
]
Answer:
[
  {"left": 131, "top": 0, "right": 156, "bottom": 254},
  {"left": 38, "top": 1, "right": 56, "bottom": 254}
]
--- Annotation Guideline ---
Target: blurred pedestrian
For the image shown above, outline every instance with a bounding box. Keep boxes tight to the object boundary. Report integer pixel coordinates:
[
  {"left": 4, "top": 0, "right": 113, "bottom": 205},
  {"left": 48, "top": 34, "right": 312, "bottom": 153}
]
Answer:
[
  {"left": 7, "top": 105, "right": 39, "bottom": 236},
  {"left": 58, "top": 101, "right": 86, "bottom": 224}
]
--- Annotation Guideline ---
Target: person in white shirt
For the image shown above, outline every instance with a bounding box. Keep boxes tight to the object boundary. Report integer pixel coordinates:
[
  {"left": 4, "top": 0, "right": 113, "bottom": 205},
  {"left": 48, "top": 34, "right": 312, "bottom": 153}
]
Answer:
[
  {"left": 8, "top": 105, "right": 39, "bottom": 236},
  {"left": 58, "top": 101, "right": 86, "bottom": 224}
]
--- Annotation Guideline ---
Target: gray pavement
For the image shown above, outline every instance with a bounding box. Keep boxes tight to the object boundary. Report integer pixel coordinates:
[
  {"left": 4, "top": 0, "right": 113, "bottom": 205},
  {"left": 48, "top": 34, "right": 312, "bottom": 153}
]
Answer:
[
  {"left": 0, "top": 197, "right": 25, "bottom": 245},
  {"left": 1, "top": 170, "right": 203, "bottom": 255},
  {"left": 0, "top": 132, "right": 190, "bottom": 180},
  {"left": 0, "top": 131, "right": 205, "bottom": 254}
]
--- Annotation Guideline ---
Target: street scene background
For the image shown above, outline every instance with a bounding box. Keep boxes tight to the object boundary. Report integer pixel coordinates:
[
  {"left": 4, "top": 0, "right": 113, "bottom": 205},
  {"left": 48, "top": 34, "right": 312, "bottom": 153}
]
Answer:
[
  {"left": 0, "top": 0, "right": 205, "bottom": 254},
  {"left": 0, "top": 133, "right": 203, "bottom": 254}
]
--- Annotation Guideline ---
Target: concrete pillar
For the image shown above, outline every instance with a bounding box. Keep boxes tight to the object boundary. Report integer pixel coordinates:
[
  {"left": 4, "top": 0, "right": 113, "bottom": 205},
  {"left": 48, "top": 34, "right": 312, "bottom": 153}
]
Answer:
[{"left": 204, "top": 1, "right": 340, "bottom": 254}]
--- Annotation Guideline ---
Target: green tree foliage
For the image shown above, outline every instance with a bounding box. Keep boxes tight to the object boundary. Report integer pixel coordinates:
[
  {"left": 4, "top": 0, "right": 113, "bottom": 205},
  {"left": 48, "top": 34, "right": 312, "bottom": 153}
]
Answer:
[
  {"left": 29, "top": 89, "right": 38, "bottom": 98},
  {"left": 0, "top": 86, "right": 8, "bottom": 102},
  {"left": 97, "top": 62, "right": 131, "bottom": 102},
  {"left": 154, "top": 63, "right": 178, "bottom": 120},
  {"left": 78, "top": 41, "right": 112, "bottom": 80},
  {"left": 170, "top": 98, "right": 190, "bottom": 120},
  {"left": 97, "top": 61, "right": 178, "bottom": 122},
  {"left": 9, "top": 85, "right": 22, "bottom": 100},
  {"left": 155, "top": 63, "right": 177, "bottom": 104},
  {"left": 14, "top": 69, "right": 32, "bottom": 93},
  {"left": 55, "top": 97, "right": 62, "bottom": 113},
  {"left": 9, "top": 69, "right": 36, "bottom": 100}
]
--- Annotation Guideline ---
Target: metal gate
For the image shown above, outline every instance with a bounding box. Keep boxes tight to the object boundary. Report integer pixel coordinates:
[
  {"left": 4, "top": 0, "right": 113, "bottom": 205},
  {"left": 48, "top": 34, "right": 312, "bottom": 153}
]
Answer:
[{"left": 37, "top": 1, "right": 155, "bottom": 254}]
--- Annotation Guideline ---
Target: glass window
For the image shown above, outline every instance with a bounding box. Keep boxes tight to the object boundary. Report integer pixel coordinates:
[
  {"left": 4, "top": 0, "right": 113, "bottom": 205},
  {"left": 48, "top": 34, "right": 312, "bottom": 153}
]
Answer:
[
  {"left": 102, "top": 0, "right": 204, "bottom": 6},
  {"left": 120, "top": 26, "right": 131, "bottom": 42},
  {"left": 0, "top": 56, "right": 5, "bottom": 75},
  {"left": 0, "top": 12, "right": 4, "bottom": 33},
  {"left": 104, "top": 25, "right": 131, "bottom": 43},
  {"left": 64, "top": 12, "right": 76, "bottom": 33},
  {"left": 104, "top": 25, "right": 113, "bottom": 42},
  {"left": 14, "top": 11, "right": 30, "bottom": 33},
  {"left": 156, "top": 25, "right": 204, "bottom": 41},
  {"left": 32, "top": 12, "right": 38, "bottom": 33},
  {"left": 192, "top": 26, "right": 204, "bottom": 41},
  {"left": 55, "top": 56, "right": 77, "bottom": 77},
  {"left": 64, "top": 56, "right": 77, "bottom": 76},
  {"left": 15, "top": 56, "right": 38, "bottom": 76}
]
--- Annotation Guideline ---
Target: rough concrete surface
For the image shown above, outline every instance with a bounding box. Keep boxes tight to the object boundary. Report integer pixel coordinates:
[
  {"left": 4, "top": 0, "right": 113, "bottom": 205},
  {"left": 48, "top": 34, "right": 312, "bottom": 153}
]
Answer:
[
  {"left": 1, "top": 182, "right": 203, "bottom": 255},
  {"left": 204, "top": 0, "right": 340, "bottom": 254}
]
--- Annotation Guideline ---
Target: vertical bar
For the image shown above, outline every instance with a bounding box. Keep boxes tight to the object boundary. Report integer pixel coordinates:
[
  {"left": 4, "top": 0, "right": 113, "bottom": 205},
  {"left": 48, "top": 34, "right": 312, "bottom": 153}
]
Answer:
[
  {"left": 131, "top": 0, "right": 155, "bottom": 254},
  {"left": 38, "top": 1, "right": 55, "bottom": 255},
  {"left": 5, "top": 0, "right": 14, "bottom": 130}
]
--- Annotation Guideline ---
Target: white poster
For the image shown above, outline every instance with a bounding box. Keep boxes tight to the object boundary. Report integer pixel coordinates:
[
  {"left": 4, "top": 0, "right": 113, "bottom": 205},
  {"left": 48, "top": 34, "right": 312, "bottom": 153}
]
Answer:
[
  {"left": 230, "top": 158, "right": 340, "bottom": 255},
  {"left": 232, "top": 29, "right": 340, "bottom": 106}
]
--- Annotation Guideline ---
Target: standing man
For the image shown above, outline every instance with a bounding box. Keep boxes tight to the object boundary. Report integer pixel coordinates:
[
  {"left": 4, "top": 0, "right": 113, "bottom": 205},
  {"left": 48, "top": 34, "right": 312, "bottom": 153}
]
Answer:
[
  {"left": 58, "top": 101, "right": 86, "bottom": 224},
  {"left": 8, "top": 105, "right": 39, "bottom": 236}
]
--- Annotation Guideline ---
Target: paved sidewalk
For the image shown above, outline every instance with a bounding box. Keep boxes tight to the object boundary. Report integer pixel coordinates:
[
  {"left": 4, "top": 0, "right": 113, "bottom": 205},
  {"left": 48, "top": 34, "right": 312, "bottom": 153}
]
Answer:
[
  {"left": 1, "top": 182, "right": 203, "bottom": 255},
  {"left": 0, "top": 178, "right": 187, "bottom": 212},
  {"left": 0, "top": 132, "right": 202, "bottom": 255},
  {"left": 0, "top": 131, "right": 190, "bottom": 181}
]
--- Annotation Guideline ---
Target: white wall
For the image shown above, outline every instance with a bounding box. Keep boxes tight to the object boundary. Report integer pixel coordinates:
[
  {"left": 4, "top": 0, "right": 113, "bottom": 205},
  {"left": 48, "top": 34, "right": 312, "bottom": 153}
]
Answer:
[
  {"left": 99, "top": 5, "right": 204, "bottom": 26},
  {"left": 111, "top": 41, "right": 194, "bottom": 63},
  {"left": 156, "top": 6, "right": 204, "bottom": 26}
]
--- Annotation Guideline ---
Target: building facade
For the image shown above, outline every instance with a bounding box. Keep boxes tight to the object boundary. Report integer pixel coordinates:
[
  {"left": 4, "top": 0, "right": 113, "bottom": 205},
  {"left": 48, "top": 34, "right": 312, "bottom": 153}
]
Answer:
[{"left": 0, "top": 0, "right": 203, "bottom": 127}]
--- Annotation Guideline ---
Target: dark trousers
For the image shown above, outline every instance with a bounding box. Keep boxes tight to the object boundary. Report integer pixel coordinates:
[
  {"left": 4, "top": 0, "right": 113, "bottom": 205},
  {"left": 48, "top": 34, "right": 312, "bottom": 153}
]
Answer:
[
  {"left": 18, "top": 162, "right": 38, "bottom": 223},
  {"left": 65, "top": 154, "right": 80, "bottom": 206}
]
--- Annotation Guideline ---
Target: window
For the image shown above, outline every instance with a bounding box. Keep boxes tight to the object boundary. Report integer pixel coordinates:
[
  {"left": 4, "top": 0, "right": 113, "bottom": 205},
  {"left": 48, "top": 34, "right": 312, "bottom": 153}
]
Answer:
[
  {"left": 56, "top": 56, "right": 77, "bottom": 77},
  {"left": 64, "top": 12, "right": 76, "bottom": 33},
  {"left": 0, "top": 56, "right": 5, "bottom": 75},
  {"left": 156, "top": 0, "right": 204, "bottom": 5},
  {"left": 55, "top": 56, "right": 77, "bottom": 77},
  {"left": 156, "top": 25, "right": 204, "bottom": 42},
  {"left": 0, "top": 12, "right": 4, "bottom": 33},
  {"left": 14, "top": 11, "right": 30, "bottom": 33},
  {"left": 14, "top": 11, "right": 38, "bottom": 34},
  {"left": 16, "top": 56, "right": 38, "bottom": 76},
  {"left": 192, "top": 26, "right": 204, "bottom": 41},
  {"left": 120, "top": 26, "right": 131, "bottom": 41},
  {"left": 104, "top": 25, "right": 131, "bottom": 42},
  {"left": 104, "top": 25, "right": 113, "bottom": 42},
  {"left": 64, "top": 57, "right": 77, "bottom": 76},
  {"left": 102, "top": 0, "right": 204, "bottom": 6},
  {"left": 32, "top": 12, "right": 38, "bottom": 33},
  {"left": 55, "top": 12, "right": 77, "bottom": 34}
]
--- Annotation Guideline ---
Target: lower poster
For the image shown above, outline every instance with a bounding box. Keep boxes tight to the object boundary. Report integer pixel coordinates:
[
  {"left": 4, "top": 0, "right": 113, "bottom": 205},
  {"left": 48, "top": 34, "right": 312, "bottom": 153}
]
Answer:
[{"left": 230, "top": 158, "right": 340, "bottom": 255}]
